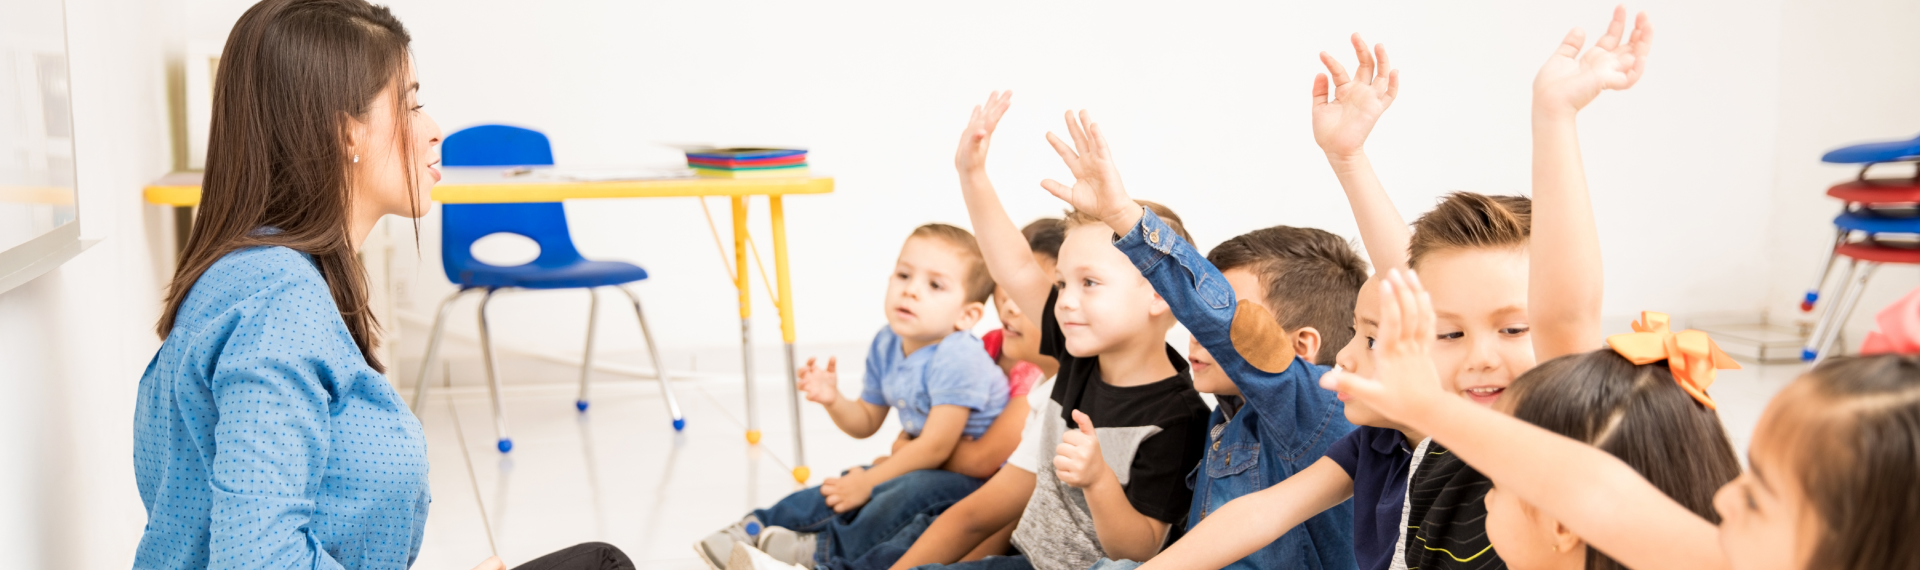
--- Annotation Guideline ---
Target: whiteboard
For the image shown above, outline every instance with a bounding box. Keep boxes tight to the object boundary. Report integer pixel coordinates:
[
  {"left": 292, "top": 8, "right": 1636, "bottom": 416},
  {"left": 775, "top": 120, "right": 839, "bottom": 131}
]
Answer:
[{"left": 0, "top": 0, "right": 82, "bottom": 293}]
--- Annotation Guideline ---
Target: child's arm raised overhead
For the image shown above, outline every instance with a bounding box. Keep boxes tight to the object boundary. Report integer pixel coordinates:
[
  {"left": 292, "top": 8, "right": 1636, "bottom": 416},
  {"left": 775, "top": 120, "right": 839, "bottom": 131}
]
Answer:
[
  {"left": 1322, "top": 270, "right": 1726, "bottom": 570},
  {"left": 957, "top": 91, "right": 1053, "bottom": 319},
  {"left": 1313, "top": 34, "right": 1409, "bottom": 272},
  {"left": 1528, "top": 6, "right": 1651, "bottom": 360}
]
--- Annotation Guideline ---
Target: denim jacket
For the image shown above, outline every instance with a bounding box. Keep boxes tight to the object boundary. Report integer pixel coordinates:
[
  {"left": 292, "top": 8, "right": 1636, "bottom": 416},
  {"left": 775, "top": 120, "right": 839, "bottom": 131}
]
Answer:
[{"left": 1113, "top": 209, "right": 1359, "bottom": 570}]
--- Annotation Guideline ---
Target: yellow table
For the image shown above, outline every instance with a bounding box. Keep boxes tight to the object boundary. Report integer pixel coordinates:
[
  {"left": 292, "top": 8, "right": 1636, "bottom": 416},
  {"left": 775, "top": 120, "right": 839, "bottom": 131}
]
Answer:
[{"left": 146, "top": 168, "right": 832, "bottom": 482}]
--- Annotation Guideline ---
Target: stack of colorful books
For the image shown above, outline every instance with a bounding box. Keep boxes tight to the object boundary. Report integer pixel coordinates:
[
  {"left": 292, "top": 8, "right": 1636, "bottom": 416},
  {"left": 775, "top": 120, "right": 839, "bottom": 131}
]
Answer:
[{"left": 685, "top": 148, "right": 809, "bottom": 179}]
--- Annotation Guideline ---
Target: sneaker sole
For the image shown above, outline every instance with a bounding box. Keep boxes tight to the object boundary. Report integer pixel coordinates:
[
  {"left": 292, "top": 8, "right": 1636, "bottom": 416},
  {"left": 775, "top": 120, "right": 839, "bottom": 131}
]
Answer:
[{"left": 694, "top": 542, "right": 728, "bottom": 570}]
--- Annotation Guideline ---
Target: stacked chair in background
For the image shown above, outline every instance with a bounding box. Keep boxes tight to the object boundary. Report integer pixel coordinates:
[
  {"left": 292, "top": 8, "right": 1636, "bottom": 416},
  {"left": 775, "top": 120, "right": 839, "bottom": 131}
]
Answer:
[{"left": 1800, "top": 133, "right": 1920, "bottom": 363}]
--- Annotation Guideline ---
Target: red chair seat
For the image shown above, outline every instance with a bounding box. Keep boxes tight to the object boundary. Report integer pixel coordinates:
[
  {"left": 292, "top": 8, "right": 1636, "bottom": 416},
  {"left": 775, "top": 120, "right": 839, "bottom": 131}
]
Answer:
[
  {"left": 1828, "top": 178, "right": 1920, "bottom": 204},
  {"left": 1837, "top": 243, "right": 1920, "bottom": 264}
]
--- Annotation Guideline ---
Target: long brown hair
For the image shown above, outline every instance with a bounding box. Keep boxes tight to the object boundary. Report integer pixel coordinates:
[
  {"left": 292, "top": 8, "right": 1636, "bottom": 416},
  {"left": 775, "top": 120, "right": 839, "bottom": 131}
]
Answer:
[
  {"left": 157, "top": 0, "right": 417, "bottom": 372},
  {"left": 1507, "top": 350, "right": 1742, "bottom": 570},
  {"left": 1774, "top": 355, "right": 1920, "bottom": 570}
]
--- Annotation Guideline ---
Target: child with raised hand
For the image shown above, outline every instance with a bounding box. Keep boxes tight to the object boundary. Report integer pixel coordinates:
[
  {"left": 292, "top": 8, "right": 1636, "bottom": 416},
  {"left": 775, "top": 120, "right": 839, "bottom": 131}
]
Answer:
[
  {"left": 1035, "top": 92, "right": 1374, "bottom": 570},
  {"left": 1324, "top": 269, "right": 1920, "bottom": 570},
  {"left": 1397, "top": 9, "right": 1649, "bottom": 569},
  {"left": 697, "top": 224, "right": 1010, "bottom": 570},
  {"left": 881, "top": 91, "right": 1212, "bottom": 570}
]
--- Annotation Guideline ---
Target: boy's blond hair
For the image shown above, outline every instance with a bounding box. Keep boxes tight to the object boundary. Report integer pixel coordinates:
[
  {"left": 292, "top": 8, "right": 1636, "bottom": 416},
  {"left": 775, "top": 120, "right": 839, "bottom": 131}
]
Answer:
[{"left": 909, "top": 223, "right": 996, "bottom": 304}]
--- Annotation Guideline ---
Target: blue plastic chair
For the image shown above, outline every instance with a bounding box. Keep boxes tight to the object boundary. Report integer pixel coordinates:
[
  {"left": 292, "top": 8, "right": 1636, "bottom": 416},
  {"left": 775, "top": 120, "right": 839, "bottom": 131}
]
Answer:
[
  {"left": 1822, "top": 133, "right": 1920, "bottom": 164},
  {"left": 411, "top": 124, "right": 684, "bottom": 453}
]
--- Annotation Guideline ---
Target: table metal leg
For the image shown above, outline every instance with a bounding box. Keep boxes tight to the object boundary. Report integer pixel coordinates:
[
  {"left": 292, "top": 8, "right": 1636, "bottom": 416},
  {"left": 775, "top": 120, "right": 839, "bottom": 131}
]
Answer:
[
  {"left": 173, "top": 205, "right": 194, "bottom": 261},
  {"left": 733, "top": 196, "right": 760, "bottom": 445},
  {"left": 769, "top": 196, "right": 807, "bottom": 483}
]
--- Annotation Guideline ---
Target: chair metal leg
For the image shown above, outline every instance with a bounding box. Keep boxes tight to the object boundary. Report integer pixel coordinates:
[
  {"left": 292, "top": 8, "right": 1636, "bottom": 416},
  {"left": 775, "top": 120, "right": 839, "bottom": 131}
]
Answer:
[
  {"left": 411, "top": 289, "right": 470, "bottom": 414},
  {"left": 477, "top": 288, "right": 514, "bottom": 453},
  {"left": 1804, "top": 260, "right": 1858, "bottom": 361},
  {"left": 619, "top": 286, "right": 685, "bottom": 430},
  {"left": 1802, "top": 227, "right": 1849, "bottom": 311},
  {"left": 576, "top": 288, "right": 601, "bottom": 412},
  {"left": 1815, "top": 262, "right": 1880, "bottom": 364}
]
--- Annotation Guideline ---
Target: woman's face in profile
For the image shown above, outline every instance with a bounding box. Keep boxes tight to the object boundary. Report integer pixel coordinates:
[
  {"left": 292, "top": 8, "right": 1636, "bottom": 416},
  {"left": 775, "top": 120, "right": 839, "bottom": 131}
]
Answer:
[{"left": 353, "top": 60, "right": 442, "bottom": 220}]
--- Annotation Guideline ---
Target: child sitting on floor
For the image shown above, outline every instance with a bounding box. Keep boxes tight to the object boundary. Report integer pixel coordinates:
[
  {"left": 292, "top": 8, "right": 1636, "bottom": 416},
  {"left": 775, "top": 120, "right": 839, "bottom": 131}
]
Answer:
[{"left": 697, "top": 223, "right": 1011, "bottom": 570}]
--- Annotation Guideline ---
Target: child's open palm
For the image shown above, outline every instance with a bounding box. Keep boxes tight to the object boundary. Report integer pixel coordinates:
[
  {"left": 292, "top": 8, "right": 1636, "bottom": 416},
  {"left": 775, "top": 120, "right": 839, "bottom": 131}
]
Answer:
[
  {"left": 1533, "top": 5, "right": 1653, "bottom": 115},
  {"left": 956, "top": 91, "right": 1013, "bottom": 173},
  {"left": 1320, "top": 270, "right": 1447, "bottom": 423},
  {"left": 1312, "top": 34, "right": 1400, "bottom": 159},
  {"left": 1041, "top": 111, "right": 1135, "bottom": 229},
  {"left": 797, "top": 357, "right": 841, "bottom": 406}
]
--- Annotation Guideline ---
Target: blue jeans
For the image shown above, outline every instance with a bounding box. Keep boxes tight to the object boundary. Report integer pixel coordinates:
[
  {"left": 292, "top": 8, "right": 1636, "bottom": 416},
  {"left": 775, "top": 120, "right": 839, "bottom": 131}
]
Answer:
[{"left": 753, "top": 469, "right": 984, "bottom": 569}]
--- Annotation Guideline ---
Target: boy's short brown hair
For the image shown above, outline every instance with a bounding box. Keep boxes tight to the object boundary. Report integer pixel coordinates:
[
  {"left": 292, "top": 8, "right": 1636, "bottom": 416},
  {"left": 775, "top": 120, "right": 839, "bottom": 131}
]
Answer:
[
  {"left": 1408, "top": 192, "right": 1532, "bottom": 269},
  {"left": 908, "top": 223, "right": 996, "bottom": 305},
  {"left": 1062, "top": 200, "right": 1193, "bottom": 245},
  {"left": 1207, "top": 226, "right": 1369, "bottom": 364}
]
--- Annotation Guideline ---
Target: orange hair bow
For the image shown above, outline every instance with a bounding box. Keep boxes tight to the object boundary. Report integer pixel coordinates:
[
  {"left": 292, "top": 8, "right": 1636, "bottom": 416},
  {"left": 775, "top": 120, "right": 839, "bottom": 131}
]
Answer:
[{"left": 1604, "top": 311, "right": 1741, "bottom": 410}]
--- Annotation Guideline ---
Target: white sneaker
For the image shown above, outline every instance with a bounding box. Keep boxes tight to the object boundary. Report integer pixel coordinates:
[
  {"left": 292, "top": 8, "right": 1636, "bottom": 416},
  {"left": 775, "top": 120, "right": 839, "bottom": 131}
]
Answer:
[
  {"left": 695, "top": 516, "right": 765, "bottom": 570},
  {"left": 756, "top": 526, "right": 819, "bottom": 569},
  {"left": 728, "top": 540, "right": 810, "bottom": 570}
]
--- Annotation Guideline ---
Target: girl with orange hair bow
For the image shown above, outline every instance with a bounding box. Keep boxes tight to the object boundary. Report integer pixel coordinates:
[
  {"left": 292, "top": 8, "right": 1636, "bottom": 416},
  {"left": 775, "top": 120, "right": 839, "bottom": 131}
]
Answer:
[{"left": 1325, "top": 269, "right": 1920, "bottom": 570}]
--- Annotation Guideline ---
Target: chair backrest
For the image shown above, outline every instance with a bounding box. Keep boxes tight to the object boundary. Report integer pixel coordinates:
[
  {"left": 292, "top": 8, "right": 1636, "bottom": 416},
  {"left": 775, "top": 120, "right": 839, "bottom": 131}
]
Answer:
[{"left": 439, "top": 125, "right": 585, "bottom": 285}]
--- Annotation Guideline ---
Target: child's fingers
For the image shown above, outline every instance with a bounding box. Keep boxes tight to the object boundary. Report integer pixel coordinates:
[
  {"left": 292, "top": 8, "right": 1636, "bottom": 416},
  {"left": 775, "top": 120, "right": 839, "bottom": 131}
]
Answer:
[
  {"left": 1044, "top": 132, "right": 1082, "bottom": 170},
  {"left": 1394, "top": 270, "right": 1422, "bottom": 347},
  {"left": 1554, "top": 27, "right": 1586, "bottom": 60},
  {"left": 1040, "top": 179, "right": 1075, "bottom": 203},
  {"left": 1374, "top": 43, "right": 1392, "bottom": 81},
  {"left": 1319, "top": 51, "right": 1351, "bottom": 88},
  {"left": 1350, "top": 33, "right": 1375, "bottom": 83},
  {"left": 1384, "top": 70, "right": 1401, "bottom": 102},
  {"left": 1595, "top": 5, "right": 1627, "bottom": 51},
  {"left": 1376, "top": 271, "right": 1403, "bottom": 344},
  {"left": 1409, "top": 271, "right": 1434, "bottom": 342},
  {"left": 826, "top": 357, "right": 837, "bottom": 374},
  {"left": 1087, "top": 121, "right": 1113, "bottom": 161},
  {"left": 1312, "top": 74, "right": 1330, "bottom": 106},
  {"left": 1072, "top": 409, "right": 1096, "bottom": 435},
  {"left": 1064, "top": 110, "right": 1089, "bottom": 154}
]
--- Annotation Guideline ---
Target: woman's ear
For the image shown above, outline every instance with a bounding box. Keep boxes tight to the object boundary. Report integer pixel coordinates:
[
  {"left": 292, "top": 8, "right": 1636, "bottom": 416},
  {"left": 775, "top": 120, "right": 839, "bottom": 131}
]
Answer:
[
  {"left": 956, "top": 301, "right": 987, "bottom": 331},
  {"left": 1292, "top": 326, "right": 1322, "bottom": 363},
  {"left": 345, "top": 112, "right": 369, "bottom": 162}
]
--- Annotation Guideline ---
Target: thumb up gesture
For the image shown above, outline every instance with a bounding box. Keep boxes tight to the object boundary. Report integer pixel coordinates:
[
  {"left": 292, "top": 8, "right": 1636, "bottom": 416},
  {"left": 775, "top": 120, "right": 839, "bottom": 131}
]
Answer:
[{"left": 1054, "top": 410, "right": 1114, "bottom": 489}]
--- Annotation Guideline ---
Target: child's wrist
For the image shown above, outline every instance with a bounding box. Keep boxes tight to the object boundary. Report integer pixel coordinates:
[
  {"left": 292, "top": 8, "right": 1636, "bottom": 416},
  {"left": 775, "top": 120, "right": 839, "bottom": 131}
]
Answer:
[{"left": 1325, "top": 150, "right": 1369, "bottom": 171}]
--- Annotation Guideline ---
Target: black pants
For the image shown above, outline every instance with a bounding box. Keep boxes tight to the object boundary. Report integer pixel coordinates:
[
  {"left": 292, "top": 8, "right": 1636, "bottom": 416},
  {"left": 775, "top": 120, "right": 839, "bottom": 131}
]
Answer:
[{"left": 512, "top": 542, "right": 635, "bottom": 570}]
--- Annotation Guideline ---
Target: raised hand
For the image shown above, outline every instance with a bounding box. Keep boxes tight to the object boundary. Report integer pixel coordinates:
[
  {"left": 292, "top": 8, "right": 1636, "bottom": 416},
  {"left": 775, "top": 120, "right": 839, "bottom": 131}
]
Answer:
[
  {"left": 821, "top": 466, "right": 875, "bottom": 513},
  {"left": 1313, "top": 33, "right": 1401, "bottom": 160},
  {"left": 796, "top": 357, "right": 841, "bottom": 406},
  {"left": 1318, "top": 269, "right": 1446, "bottom": 423},
  {"left": 956, "top": 91, "right": 1013, "bottom": 174},
  {"left": 1533, "top": 5, "right": 1653, "bottom": 116},
  {"left": 1053, "top": 410, "right": 1113, "bottom": 489},
  {"left": 1041, "top": 111, "right": 1139, "bottom": 233}
]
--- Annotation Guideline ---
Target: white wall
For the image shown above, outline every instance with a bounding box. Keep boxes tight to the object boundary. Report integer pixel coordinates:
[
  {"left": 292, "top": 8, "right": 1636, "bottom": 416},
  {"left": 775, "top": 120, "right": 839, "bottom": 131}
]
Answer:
[
  {"left": 0, "top": 0, "right": 180, "bottom": 567},
  {"left": 324, "top": 0, "right": 1801, "bottom": 366},
  {"left": 1764, "top": 0, "right": 1920, "bottom": 350}
]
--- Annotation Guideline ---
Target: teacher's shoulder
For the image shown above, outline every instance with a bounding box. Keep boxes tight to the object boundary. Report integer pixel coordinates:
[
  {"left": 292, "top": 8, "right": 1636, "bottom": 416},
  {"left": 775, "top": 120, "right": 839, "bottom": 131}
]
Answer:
[{"left": 177, "top": 245, "right": 332, "bottom": 329}]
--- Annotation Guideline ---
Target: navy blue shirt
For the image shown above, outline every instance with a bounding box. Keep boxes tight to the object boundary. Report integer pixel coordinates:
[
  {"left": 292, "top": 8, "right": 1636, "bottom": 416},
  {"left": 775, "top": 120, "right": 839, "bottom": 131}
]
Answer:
[{"left": 1326, "top": 426, "right": 1415, "bottom": 570}]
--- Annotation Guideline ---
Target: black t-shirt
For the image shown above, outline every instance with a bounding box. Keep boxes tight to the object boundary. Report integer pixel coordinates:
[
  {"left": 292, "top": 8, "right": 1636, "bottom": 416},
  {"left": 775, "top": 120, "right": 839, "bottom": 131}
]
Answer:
[
  {"left": 1039, "top": 288, "right": 1212, "bottom": 524},
  {"left": 1404, "top": 442, "right": 1506, "bottom": 570}
]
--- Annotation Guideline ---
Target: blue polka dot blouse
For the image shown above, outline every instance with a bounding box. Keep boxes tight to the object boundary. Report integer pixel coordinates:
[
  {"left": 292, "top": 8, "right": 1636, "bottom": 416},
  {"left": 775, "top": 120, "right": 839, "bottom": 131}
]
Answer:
[{"left": 134, "top": 246, "right": 430, "bottom": 570}]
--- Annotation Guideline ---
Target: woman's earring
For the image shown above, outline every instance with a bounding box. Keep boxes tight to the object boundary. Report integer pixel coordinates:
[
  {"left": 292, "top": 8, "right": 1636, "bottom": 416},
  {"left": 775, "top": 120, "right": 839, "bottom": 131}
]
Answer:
[{"left": 352, "top": 154, "right": 359, "bottom": 163}]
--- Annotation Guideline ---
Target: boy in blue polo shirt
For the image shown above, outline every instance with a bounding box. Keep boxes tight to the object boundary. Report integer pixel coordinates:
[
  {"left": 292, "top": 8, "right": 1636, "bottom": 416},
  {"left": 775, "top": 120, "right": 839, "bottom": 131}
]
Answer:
[{"left": 697, "top": 223, "right": 1010, "bottom": 570}]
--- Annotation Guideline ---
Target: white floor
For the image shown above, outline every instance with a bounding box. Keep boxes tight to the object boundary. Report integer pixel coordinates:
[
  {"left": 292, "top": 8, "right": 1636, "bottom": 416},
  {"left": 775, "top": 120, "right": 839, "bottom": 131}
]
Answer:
[{"left": 400, "top": 344, "right": 1812, "bottom": 570}]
